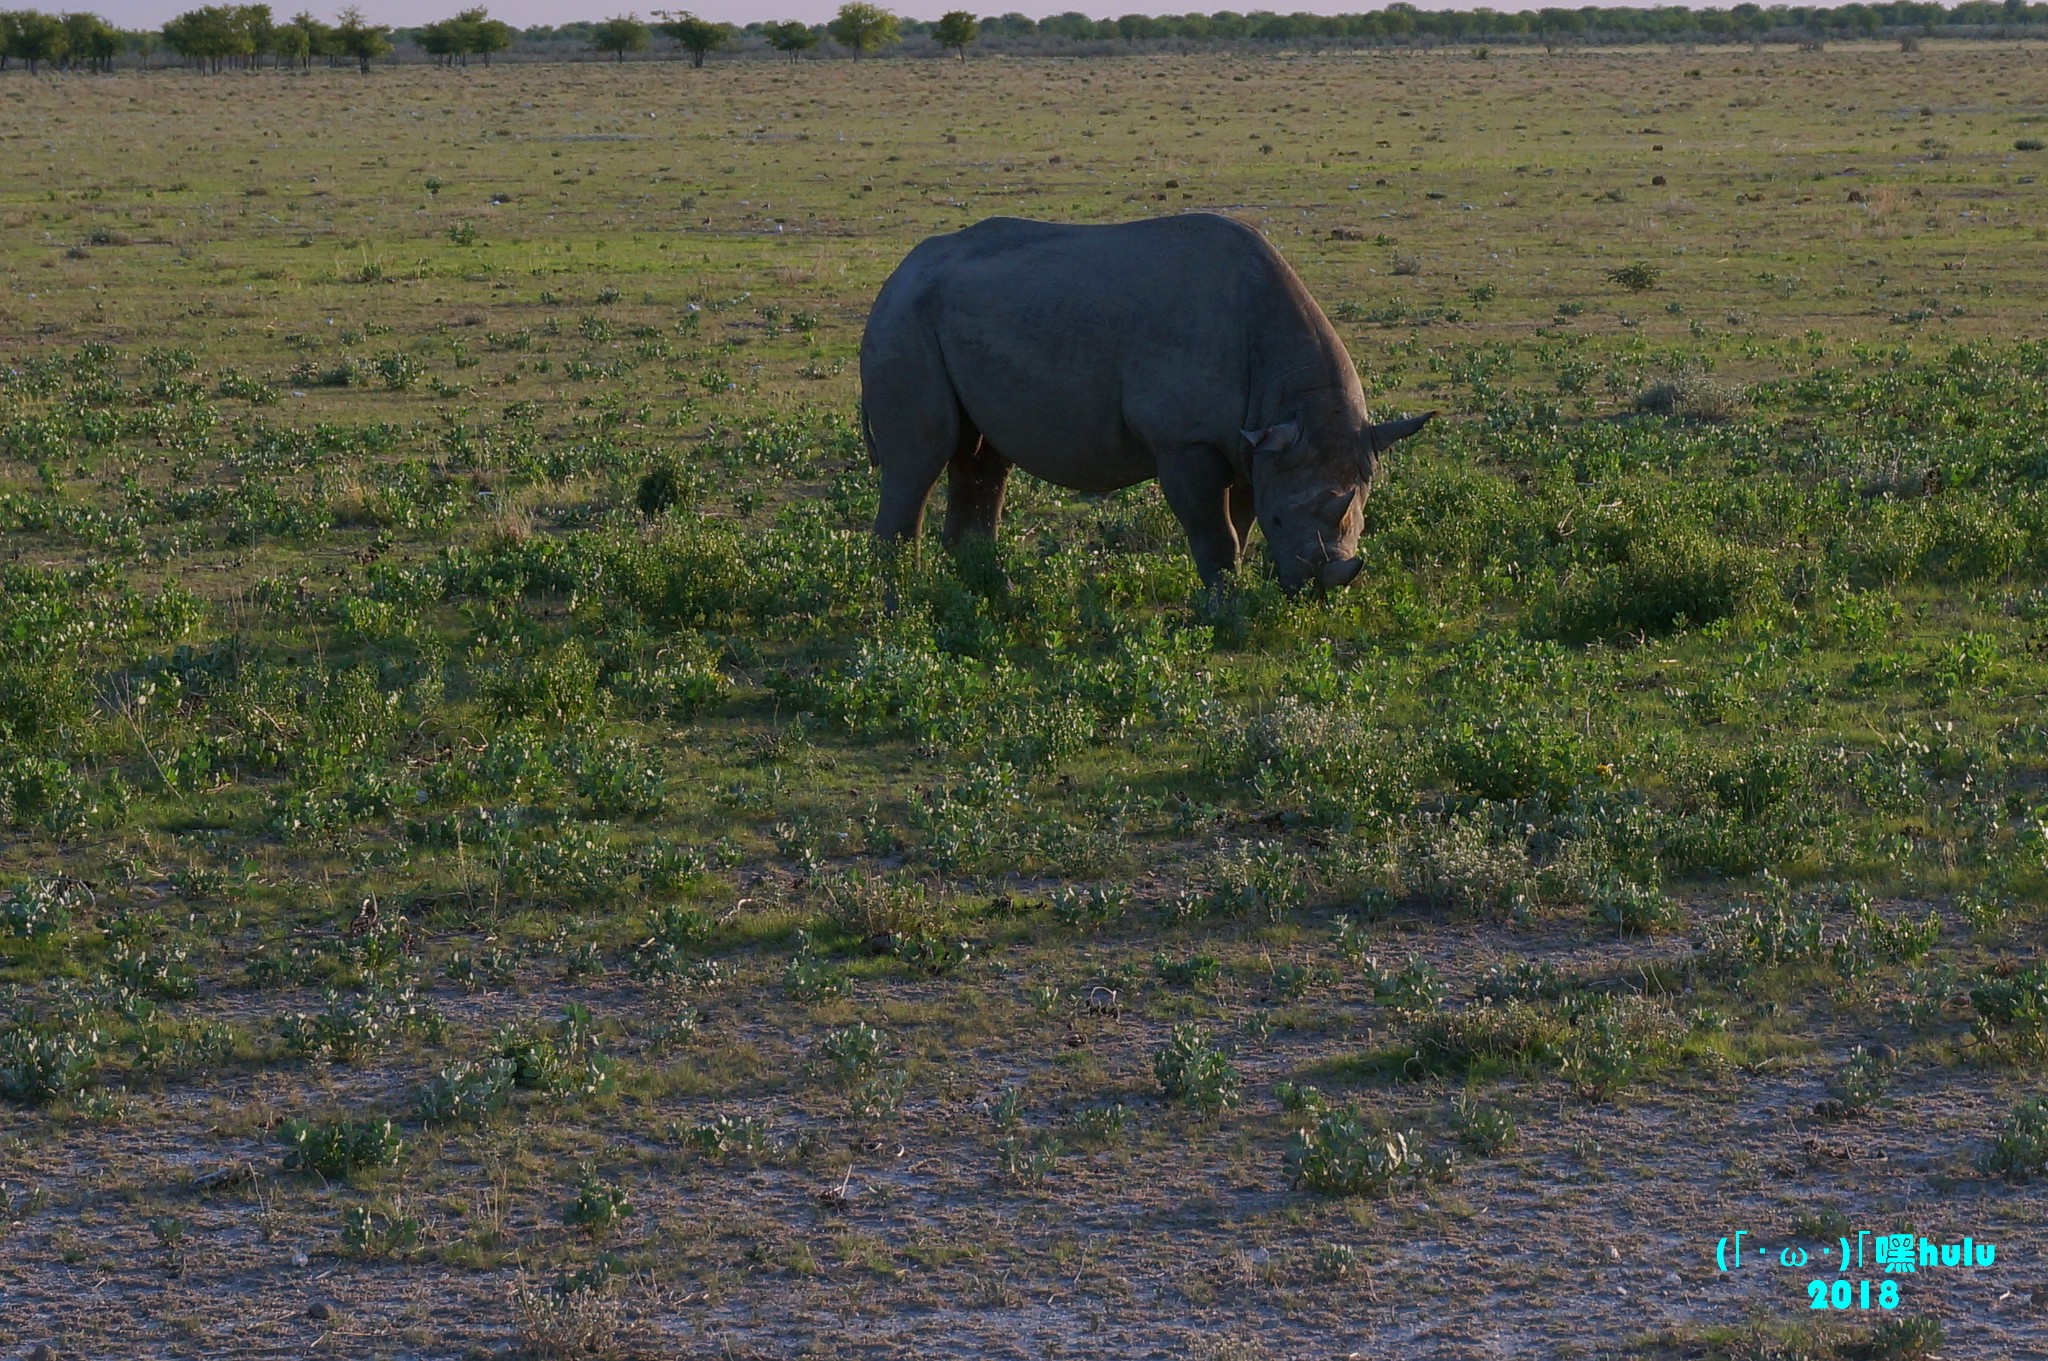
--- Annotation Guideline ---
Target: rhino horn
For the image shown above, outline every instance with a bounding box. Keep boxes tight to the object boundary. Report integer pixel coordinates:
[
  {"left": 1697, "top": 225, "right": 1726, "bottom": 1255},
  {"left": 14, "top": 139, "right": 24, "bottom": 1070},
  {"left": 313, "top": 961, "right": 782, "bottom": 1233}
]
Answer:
[
  {"left": 1365, "top": 411, "right": 1435, "bottom": 454},
  {"left": 1239, "top": 420, "right": 1300, "bottom": 456}
]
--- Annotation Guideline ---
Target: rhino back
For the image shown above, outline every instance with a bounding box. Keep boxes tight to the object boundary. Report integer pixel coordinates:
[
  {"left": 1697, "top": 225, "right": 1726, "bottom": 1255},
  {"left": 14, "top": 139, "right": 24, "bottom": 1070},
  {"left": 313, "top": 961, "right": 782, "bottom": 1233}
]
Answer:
[{"left": 868, "top": 215, "right": 1334, "bottom": 492}]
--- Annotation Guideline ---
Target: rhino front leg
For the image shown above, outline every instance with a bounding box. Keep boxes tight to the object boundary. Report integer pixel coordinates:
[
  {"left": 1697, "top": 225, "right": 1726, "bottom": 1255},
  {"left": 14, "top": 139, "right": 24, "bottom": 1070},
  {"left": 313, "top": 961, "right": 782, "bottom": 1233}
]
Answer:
[{"left": 1157, "top": 451, "right": 1240, "bottom": 589}]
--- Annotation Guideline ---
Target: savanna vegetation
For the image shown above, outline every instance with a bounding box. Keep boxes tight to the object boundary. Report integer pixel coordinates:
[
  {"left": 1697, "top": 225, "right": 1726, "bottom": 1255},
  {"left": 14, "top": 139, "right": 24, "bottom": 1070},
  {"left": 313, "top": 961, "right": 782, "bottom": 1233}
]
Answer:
[
  {"left": 1, "top": 37, "right": 2046, "bottom": 1360},
  {"left": 12, "top": 0, "right": 2048, "bottom": 71}
]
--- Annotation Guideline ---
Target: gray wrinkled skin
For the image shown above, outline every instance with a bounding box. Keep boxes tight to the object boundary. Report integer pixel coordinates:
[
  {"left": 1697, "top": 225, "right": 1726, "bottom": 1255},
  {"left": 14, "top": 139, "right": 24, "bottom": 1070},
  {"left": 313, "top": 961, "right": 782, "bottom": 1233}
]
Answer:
[{"left": 859, "top": 213, "right": 1432, "bottom": 593}]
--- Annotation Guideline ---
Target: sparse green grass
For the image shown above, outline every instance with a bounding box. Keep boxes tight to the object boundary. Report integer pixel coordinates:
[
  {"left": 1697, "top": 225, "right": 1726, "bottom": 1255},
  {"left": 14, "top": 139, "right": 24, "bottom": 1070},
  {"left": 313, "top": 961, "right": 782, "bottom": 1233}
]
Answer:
[{"left": 3, "top": 42, "right": 2048, "bottom": 1359}]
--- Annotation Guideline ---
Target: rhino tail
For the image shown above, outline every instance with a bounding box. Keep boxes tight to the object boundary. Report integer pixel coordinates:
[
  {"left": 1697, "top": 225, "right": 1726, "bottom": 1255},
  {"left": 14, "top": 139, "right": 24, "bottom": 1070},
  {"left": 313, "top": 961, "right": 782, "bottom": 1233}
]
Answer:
[{"left": 860, "top": 398, "right": 879, "bottom": 467}]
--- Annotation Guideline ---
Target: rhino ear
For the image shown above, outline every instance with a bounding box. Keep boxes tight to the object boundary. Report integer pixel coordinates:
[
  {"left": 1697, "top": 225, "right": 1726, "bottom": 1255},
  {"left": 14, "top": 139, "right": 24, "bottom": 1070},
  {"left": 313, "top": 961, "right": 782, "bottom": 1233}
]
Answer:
[
  {"left": 1366, "top": 411, "right": 1434, "bottom": 454},
  {"left": 1240, "top": 421, "right": 1300, "bottom": 457}
]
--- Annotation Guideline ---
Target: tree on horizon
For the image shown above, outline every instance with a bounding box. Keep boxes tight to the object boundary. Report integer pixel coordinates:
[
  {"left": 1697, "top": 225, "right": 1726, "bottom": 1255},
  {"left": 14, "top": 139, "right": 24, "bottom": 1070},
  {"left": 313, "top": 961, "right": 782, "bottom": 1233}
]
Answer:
[
  {"left": 933, "top": 9, "right": 977, "bottom": 60},
  {"left": 591, "top": 13, "right": 650, "bottom": 61},
  {"left": 827, "top": 2, "right": 897, "bottom": 59},
  {"left": 657, "top": 10, "right": 734, "bottom": 67},
  {"left": 333, "top": 5, "right": 391, "bottom": 72},
  {"left": 763, "top": 20, "right": 818, "bottom": 63}
]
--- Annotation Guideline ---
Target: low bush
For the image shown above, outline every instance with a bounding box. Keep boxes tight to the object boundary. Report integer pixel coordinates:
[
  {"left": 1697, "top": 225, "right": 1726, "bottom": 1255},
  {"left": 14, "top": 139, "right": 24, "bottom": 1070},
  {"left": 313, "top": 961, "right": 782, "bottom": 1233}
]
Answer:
[
  {"left": 277, "top": 1117, "right": 403, "bottom": 1178},
  {"left": 0, "top": 1024, "right": 105, "bottom": 1106},
  {"left": 1533, "top": 527, "right": 1772, "bottom": 642},
  {"left": 1153, "top": 1024, "right": 1240, "bottom": 1116},
  {"left": 1286, "top": 1110, "right": 1449, "bottom": 1197},
  {"left": 1980, "top": 1097, "right": 2048, "bottom": 1181},
  {"left": 416, "top": 1058, "right": 518, "bottom": 1126}
]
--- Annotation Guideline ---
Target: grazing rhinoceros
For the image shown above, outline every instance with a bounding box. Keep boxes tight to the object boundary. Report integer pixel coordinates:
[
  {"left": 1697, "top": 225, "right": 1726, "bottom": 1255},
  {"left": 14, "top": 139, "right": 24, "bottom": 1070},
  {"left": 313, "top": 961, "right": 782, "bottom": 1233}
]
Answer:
[{"left": 858, "top": 212, "right": 1432, "bottom": 593}]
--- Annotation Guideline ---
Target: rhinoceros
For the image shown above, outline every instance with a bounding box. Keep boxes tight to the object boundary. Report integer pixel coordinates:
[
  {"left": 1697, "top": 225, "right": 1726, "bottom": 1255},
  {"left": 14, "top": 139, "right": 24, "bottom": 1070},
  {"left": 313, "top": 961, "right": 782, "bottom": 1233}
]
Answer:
[{"left": 858, "top": 212, "right": 1432, "bottom": 593}]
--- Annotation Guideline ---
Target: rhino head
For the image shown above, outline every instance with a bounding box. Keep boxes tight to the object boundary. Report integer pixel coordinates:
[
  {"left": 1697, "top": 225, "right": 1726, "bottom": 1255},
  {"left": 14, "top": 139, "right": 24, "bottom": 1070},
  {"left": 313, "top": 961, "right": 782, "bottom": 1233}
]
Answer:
[{"left": 1240, "top": 407, "right": 1433, "bottom": 594}]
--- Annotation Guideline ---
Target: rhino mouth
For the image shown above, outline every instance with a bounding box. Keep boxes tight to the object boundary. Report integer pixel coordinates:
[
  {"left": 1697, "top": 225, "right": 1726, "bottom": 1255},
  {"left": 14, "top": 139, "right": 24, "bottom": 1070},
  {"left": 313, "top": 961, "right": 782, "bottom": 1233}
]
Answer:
[{"left": 1317, "top": 555, "right": 1364, "bottom": 590}]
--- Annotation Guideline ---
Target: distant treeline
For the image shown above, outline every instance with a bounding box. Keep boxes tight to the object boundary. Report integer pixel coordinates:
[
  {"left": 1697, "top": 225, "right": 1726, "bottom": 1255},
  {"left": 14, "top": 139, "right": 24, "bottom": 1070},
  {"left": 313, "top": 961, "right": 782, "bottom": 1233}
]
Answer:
[{"left": 4, "top": 0, "right": 2047, "bottom": 74}]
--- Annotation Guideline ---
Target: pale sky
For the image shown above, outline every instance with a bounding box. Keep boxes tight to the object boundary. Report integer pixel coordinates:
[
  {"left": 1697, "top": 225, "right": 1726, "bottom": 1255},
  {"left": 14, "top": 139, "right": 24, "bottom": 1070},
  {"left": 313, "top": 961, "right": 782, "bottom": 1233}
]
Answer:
[{"left": 92, "top": 0, "right": 1614, "bottom": 33}]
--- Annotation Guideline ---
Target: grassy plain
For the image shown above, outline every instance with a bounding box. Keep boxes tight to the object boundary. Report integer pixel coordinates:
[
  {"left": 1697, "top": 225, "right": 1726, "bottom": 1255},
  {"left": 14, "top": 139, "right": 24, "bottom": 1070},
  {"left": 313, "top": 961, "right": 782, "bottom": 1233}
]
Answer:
[{"left": 4, "top": 40, "right": 2048, "bottom": 1360}]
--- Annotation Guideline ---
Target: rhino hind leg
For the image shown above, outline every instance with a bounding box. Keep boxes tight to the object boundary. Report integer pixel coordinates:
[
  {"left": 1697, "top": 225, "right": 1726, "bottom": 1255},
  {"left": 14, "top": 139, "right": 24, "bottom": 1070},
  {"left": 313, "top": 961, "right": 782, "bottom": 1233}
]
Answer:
[
  {"left": 872, "top": 414, "right": 968, "bottom": 545},
  {"left": 875, "top": 462, "right": 942, "bottom": 545},
  {"left": 868, "top": 342, "right": 973, "bottom": 545},
  {"left": 941, "top": 438, "right": 1012, "bottom": 546}
]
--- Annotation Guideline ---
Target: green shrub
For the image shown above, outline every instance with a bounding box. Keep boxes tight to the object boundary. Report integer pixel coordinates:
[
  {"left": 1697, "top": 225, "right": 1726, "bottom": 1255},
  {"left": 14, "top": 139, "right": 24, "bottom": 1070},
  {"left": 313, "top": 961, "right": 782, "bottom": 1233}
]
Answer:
[
  {"left": 1979, "top": 1096, "right": 2048, "bottom": 1181},
  {"left": 1868, "top": 1316, "right": 1945, "bottom": 1359},
  {"left": 601, "top": 520, "right": 754, "bottom": 629},
  {"left": 1533, "top": 528, "right": 1771, "bottom": 642},
  {"left": 817, "top": 1021, "right": 905, "bottom": 1119},
  {"left": 609, "top": 636, "right": 728, "bottom": 720},
  {"left": 277, "top": 1117, "right": 403, "bottom": 1178},
  {"left": 562, "top": 1165, "right": 634, "bottom": 1239},
  {"left": 1605, "top": 262, "right": 1661, "bottom": 291},
  {"left": 0, "top": 1024, "right": 105, "bottom": 1106},
  {"left": 817, "top": 870, "right": 944, "bottom": 940},
  {"left": 373, "top": 350, "right": 420, "bottom": 391},
  {"left": 1402, "top": 813, "right": 1540, "bottom": 916},
  {"left": 565, "top": 738, "right": 666, "bottom": 819},
  {"left": 0, "top": 658, "right": 84, "bottom": 747},
  {"left": 996, "top": 1131, "right": 1064, "bottom": 1187},
  {"left": 479, "top": 640, "right": 605, "bottom": 727},
  {"left": 1475, "top": 957, "right": 1572, "bottom": 1003},
  {"left": 1450, "top": 1094, "right": 1518, "bottom": 1155},
  {"left": 635, "top": 453, "right": 691, "bottom": 516},
  {"left": 416, "top": 1058, "right": 517, "bottom": 1126},
  {"left": 1816, "top": 1046, "right": 1892, "bottom": 1119},
  {"left": 1923, "top": 498, "right": 2025, "bottom": 583},
  {"left": 1407, "top": 1000, "right": 1561, "bottom": 1076},
  {"left": 1434, "top": 714, "right": 1589, "bottom": 807},
  {"left": 1370, "top": 955, "right": 1449, "bottom": 1020},
  {"left": 494, "top": 1004, "right": 616, "bottom": 1098},
  {"left": 1558, "top": 995, "right": 1690, "bottom": 1100},
  {"left": 819, "top": 1021, "right": 888, "bottom": 1083},
  {"left": 496, "top": 827, "right": 631, "bottom": 906},
  {"left": 1153, "top": 1024, "right": 1240, "bottom": 1116},
  {"left": 690, "top": 1112, "right": 778, "bottom": 1162},
  {"left": 1211, "top": 696, "right": 1415, "bottom": 827},
  {"left": 782, "top": 934, "right": 851, "bottom": 1001},
  {"left": 637, "top": 839, "right": 712, "bottom": 895},
  {"left": 1704, "top": 743, "right": 1820, "bottom": 823},
  {"left": 1286, "top": 1110, "right": 1446, "bottom": 1196},
  {"left": 341, "top": 1202, "right": 421, "bottom": 1259},
  {"left": 644, "top": 903, "right": 712, "bottom": 950},
  {"left": 280, "top": 986, "right": 443, "bottom": 1063},
  {"left": 1969, "top": 963, "right": 2048, "bottom": 1060},
  {"left": 1153, "top": 951, "right": 1220, "bottom": 988},
  {"left": 2, "top": 878, "right": 77, "bottom": 941},
  {"left": 1700, "top": 877, "right": 1936, "bottom": 981},
  {"left": 881, "top": 928, "right": 972, "bottom": 975},
  {"left": 215, "top": 369, "right": 277, "bottom": 404},
  {"left": 0, "top": 756, "right": 100, "bottom": 836},
  {"left": 1587, "top": 875, "right": 1678, "bottom": 937},
  {"left": 1205, "top": 841, "right": 1305, "bottom": 921},
  {"left": 1633, "top": 362, "right": 1746, "bottom": 423},
  {"left": 1065, "top": 1102, "right": 1136, "bottom": 1146},
  {"left": 108, "top": 941, "right": 198, "bottom": 1000},
  {"left": 444, "top": 946, "right": 519, "bottom": 993}
]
